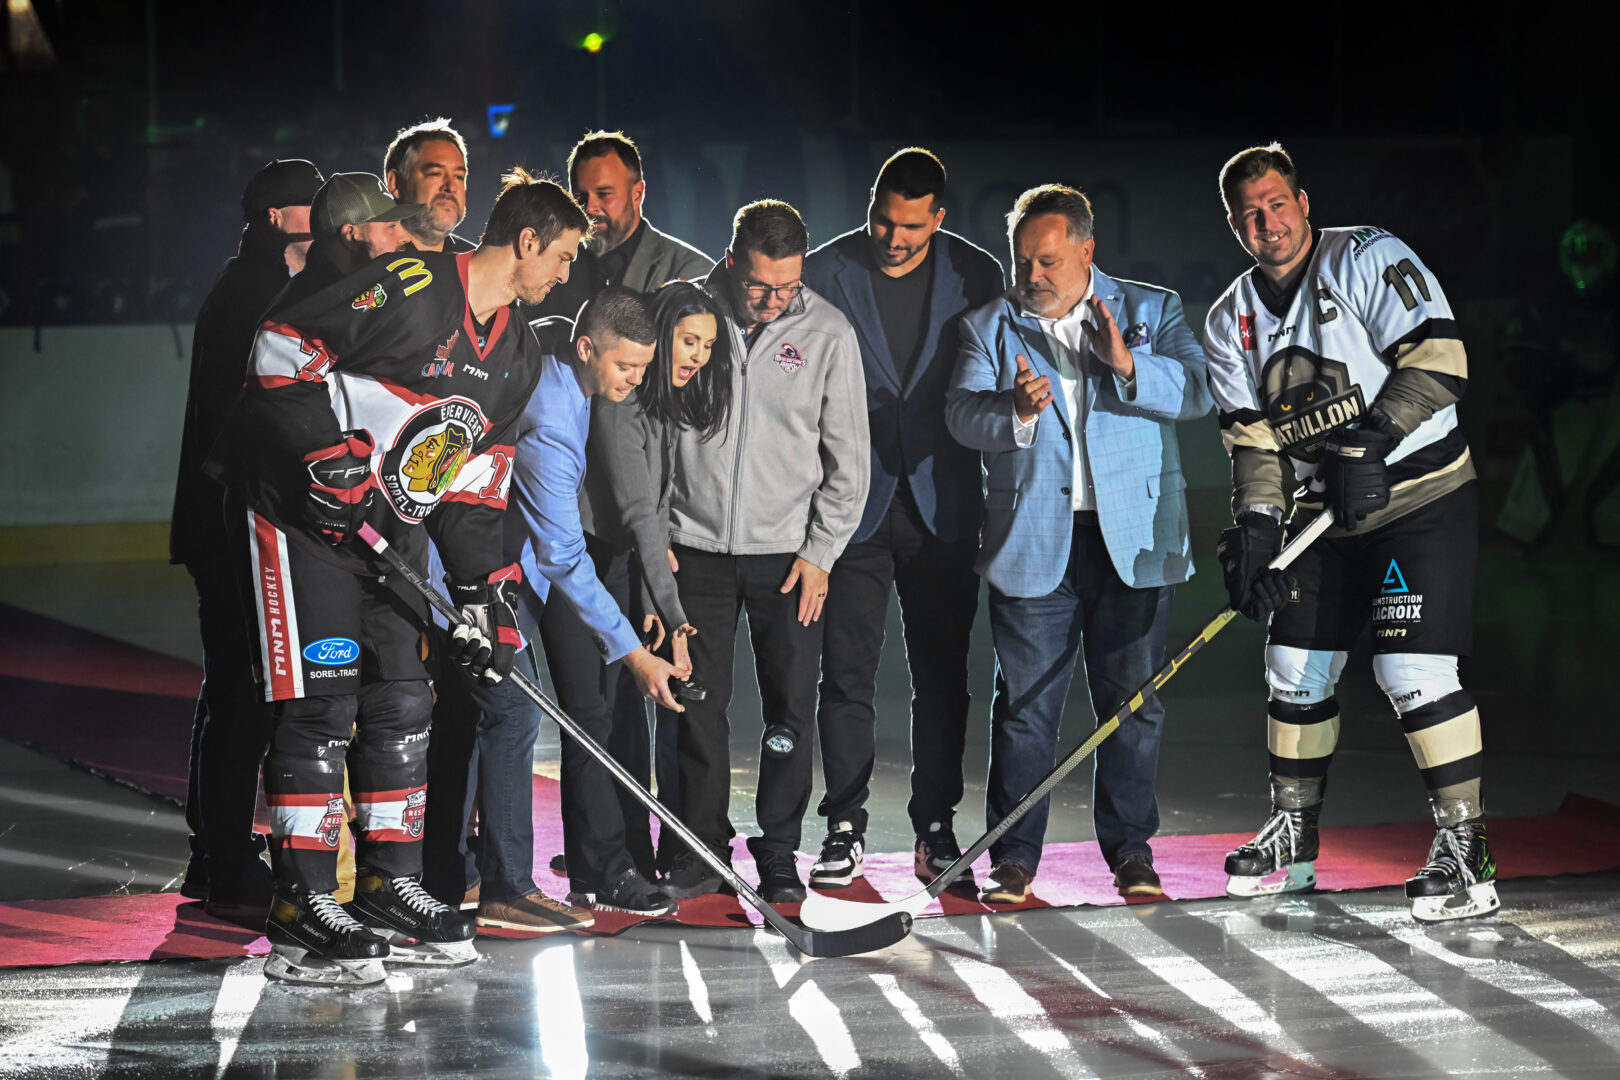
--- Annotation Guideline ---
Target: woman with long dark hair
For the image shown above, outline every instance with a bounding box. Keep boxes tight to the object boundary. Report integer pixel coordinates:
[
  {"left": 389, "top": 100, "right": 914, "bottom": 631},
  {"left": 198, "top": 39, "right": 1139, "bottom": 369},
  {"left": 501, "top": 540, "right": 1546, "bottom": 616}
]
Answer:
[{"left": 566, "top": 280, "right": 732, "bottom": 906}]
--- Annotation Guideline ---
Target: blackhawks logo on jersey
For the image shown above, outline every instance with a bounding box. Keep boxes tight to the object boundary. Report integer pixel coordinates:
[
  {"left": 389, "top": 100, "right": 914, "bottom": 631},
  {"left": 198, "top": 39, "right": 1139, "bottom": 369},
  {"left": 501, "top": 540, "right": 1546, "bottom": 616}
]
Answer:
[
  {"left": 381, "top": 397, "right": 489, "bottom": 521},
  {"left": 1261, "top": 347, "right": 1366, "bottom": 461},
  {"left": 351, "top": 283, "right": 388, "bottom": 311}
]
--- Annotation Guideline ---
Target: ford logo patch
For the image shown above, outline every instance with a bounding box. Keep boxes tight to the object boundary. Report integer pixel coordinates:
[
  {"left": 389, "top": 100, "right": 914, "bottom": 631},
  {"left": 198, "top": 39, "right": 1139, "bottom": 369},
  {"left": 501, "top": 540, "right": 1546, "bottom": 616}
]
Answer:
[{"left": 303, "top": 637, "right": 360, "bottom": 666}]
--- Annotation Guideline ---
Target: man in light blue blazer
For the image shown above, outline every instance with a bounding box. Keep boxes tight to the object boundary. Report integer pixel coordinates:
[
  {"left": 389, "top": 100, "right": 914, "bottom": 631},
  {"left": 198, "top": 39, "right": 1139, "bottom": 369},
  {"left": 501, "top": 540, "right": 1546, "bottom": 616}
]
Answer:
[{"left": 945, "top": 184, "right": 1211, "bottom": 903}]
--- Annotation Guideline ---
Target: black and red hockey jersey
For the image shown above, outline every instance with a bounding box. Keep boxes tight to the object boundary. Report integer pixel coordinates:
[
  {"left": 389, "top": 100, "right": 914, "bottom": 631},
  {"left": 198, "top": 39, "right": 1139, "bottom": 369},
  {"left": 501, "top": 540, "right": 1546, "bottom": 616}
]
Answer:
[{"left": 224, "top": 248, "right": 542, "bottom": 583}]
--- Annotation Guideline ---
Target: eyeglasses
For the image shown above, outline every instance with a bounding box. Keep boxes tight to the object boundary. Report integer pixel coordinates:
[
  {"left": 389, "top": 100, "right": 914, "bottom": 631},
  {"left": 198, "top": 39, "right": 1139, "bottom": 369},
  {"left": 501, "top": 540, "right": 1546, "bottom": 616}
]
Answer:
[{"left": 741, "top": 280, "right": 802, "bottom": 301}]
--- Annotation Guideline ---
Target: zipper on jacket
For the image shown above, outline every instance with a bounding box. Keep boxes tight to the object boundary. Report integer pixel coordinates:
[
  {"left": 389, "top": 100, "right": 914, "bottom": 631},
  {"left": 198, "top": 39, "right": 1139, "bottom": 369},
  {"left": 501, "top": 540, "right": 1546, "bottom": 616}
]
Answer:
[{"left": 725, "top": 322, "right": 750, "bottom": 550}]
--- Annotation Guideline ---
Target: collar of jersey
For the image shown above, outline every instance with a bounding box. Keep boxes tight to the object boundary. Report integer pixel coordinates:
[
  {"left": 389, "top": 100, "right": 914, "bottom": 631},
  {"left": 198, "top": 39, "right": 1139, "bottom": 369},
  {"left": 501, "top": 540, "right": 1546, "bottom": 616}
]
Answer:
[{"left": 456, "top": 249, "right": 511, "bottom": 361}]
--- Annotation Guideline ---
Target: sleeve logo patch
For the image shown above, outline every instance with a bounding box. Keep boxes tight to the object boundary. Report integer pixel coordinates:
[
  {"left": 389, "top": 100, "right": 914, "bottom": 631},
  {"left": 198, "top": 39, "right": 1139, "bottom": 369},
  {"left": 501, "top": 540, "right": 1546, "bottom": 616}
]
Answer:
[
  {"left": 351, "top": 283, "right": 388, "bottom": 311},
  {"left": 381, "top": 398, "right": 489, "bottom": 521},
  {"left": 1350, "top": 227, "right": 1393, "bottom": 260},
  {"left": 1238, "top": 313, "right": 1257, "bottom": 351},
  {"left": 385, "top": 256, "right": 434, "bottom": 296},
  {"left": 773, "top": 342, "right": 806, "bottom": 373}
]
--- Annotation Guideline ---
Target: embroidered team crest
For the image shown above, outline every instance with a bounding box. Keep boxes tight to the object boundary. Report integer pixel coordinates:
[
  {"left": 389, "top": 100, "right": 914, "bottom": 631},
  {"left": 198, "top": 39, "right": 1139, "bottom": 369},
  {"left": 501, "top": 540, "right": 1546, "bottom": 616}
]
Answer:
[
  {"left": 403, "top": 789, "right": 427, "bottom": 838},
  {"left": 1238, "top": 313, "right": 1257, "bottom": 351},
  {"left": 381, "top": 397, "right": 489, "bottom": 521},
  {"left": 351, "top": 283, "right": 388, "bottom": 311},
  {"left": 773, "top": 343, "right": 806, "bottom": 373},
  {"left": 318, "top": 797, "right": 345, "bottom": 848},
  {"left": 1123, "top": 322, "right": 1151, "bottom": 348}
]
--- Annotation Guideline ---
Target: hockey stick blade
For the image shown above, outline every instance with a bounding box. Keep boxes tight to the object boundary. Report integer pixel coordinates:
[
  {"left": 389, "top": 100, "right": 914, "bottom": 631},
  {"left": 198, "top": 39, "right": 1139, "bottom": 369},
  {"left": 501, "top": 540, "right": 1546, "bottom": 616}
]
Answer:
[
  {"left": 800, "top": 512, "right": 1333, "bottom": 932},
  {"left": 356, "top": 524, "right": 911, "bottom": 958}
]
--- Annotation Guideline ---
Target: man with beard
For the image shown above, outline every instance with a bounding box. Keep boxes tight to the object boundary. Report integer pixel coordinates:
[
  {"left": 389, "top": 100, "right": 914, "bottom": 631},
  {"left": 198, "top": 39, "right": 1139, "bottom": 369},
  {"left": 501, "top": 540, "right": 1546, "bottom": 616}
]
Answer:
[
  {"left": 385, "top": 118, "right": 473, "bottom": 254},
  {"left": 286, "top": 173, "right": 419, "bottom": 301},
  {"left": 946, "top": 184, "right": 1210, "bottom": 904},
  {"left": 535, "top": 130, "right": 711, "bottom": 321},
  {"left": 800, "top": 148, "right": 1004, "bottom": 892},
  {"left": 1204, "top": 143, "right": 1496, "bottom": 923},
  {"left": 171, "top": 158, "right": 323, "bottom": 921},
  {"left": 211, "top": 170, "right": 589, "bottom": 985}
]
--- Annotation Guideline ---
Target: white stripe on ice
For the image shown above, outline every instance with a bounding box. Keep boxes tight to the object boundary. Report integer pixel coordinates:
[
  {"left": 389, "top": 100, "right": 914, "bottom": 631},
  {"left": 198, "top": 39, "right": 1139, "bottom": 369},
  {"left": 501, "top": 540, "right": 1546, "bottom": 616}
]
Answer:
[
  {"left": 944, "top": 953, "right": 1088, "bottom": 1075},
  {"left": 753, "top": 931, "right": 860, "bottom": 1078},
  {"left": 533, "top": 944, "right": 589, "bottom": 1080},
  {"left": 679, "top": 940, "right": 713, "bottom": 1024},
  {"left": 211, "top": 958, "right": 266, "bottom": 1080},
  {"left": 870, "top": 973, "right": 965, "bottom": 1077}
]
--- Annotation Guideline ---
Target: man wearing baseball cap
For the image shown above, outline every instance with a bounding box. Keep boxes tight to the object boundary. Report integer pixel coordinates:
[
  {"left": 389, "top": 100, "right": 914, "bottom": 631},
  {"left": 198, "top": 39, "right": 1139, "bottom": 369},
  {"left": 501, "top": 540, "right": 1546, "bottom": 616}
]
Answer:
[
  {"left": 171, "top": 157, "right": 324, "bottom": 920},
  {"left": 291, "top": 172, "right": 422, "bottom": 297}
]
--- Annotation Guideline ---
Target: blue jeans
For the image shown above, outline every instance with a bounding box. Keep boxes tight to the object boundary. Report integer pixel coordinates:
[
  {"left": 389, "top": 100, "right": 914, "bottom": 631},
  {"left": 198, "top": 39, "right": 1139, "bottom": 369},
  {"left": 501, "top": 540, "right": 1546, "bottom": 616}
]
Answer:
[
  {"left": 422, "top": 648, "right": 543, "bottom": 904},
  {"left": 985, "top": 514, "right": 1174, "bottom": 874}
]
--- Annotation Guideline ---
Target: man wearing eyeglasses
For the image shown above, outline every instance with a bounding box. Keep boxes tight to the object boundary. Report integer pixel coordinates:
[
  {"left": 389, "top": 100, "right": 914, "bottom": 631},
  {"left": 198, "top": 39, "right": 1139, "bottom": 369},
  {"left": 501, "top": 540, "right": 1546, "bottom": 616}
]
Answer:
[{"left": 659, "top": 200, "right": 871, "bottom": 905}]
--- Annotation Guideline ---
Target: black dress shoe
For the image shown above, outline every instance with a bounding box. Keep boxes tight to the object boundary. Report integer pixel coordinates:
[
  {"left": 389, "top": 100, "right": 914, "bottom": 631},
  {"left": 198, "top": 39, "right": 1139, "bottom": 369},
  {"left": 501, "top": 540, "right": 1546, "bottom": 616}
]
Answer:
[
  {"left": 1113, "top": 856, "right": 1164, "bottom": 898},
  {"left": 753, "top": 849, "right": 806, "bottom": 903}
]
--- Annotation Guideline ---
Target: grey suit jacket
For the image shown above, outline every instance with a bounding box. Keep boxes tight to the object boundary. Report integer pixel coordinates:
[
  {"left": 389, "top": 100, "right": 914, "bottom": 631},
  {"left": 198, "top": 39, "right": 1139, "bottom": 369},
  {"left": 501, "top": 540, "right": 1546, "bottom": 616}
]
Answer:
[
  {"left": 579, "top": 389, "right": 686, "bottom": 627},
  {"left": 620, "top": 220, "right": 712, "bottom": 292}
]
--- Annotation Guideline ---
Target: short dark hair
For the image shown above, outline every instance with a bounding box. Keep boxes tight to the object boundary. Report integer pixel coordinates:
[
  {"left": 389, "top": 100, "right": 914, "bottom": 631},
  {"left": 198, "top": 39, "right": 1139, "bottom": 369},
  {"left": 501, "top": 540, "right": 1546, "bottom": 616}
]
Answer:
[
  {"left": 1007, "top": 184, "right": 1093, "bottom": 249},
  {"left": 874, "top": 147, "right": 946, "bottom": 206},
  {"left": 641, "top": 280, "right": 733, "bottom": 441},
  {"left": 384, "top": 118, "right": 468, "bottom": 180},
  {"left": 481, "top": 167, "right": 593, "bottom": 250},
  {"left": 577, "top": 285, "right": 657, "bottom": 350},
  {"left": 1219, "top": 143, "right": 1301, "bottom": 217},
  {"left": 731, "top": 200, "right": 808, "bottom": 260},
  {"left": 566, "top": 130, "right": 643, "bottom": 191}
]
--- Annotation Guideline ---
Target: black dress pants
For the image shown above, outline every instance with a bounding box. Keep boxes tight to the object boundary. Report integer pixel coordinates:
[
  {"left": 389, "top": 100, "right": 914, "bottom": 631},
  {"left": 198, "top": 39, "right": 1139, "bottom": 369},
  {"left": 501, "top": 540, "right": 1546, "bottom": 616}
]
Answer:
[
  {"left": 664, "top": 547, "right": 823, "bottom": 858},
  {"left": 816, "top": 491, "right": 979, "bottom": 837}
]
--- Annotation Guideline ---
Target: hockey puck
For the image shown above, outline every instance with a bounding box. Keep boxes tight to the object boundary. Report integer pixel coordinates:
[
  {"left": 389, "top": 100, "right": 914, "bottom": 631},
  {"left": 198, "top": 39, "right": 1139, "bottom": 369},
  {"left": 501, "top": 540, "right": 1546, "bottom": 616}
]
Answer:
[{"left": 676, "top": 676, "right": 708, "bottom": 702}]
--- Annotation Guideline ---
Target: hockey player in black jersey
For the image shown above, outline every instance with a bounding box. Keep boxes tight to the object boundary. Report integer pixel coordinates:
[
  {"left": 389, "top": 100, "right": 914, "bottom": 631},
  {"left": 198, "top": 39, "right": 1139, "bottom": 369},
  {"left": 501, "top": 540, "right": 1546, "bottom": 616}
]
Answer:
[
  {"left": 1204, "top": 144, "right": 1497, "bottom": 923},
  {"left": 214, "top": 168, "right": 592, "bottom": 984}
]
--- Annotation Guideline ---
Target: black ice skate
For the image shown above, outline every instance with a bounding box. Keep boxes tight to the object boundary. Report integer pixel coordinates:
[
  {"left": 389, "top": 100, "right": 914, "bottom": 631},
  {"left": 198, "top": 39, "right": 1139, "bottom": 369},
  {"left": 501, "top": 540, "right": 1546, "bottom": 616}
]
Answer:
[
  {"left": 1406, "top": 820, "right": 1500, "bottom": 923},
  {"left": 349, "top": 869, "right": 479, "bottom": 966},
  {"left": 1224, "top": 804, "right": 1321, "bottom": 898},
  {"left": 264, "top": 885, "right": 389, "bottom": 987}
]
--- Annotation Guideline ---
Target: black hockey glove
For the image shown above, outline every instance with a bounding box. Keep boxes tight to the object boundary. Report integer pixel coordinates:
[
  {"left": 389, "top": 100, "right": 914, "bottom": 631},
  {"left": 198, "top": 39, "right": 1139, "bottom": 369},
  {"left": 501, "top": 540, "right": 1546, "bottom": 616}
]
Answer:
[
  {"left": 302, "top": 430, "right": 376, "bottom": 545},
  {"left": 1322, "top": 421, "right": 1398, "bottom": 532},
  {"left": 446, "top": 566, "right": 523, "bottom": 684},
  {"left": 1216, "top": 511, "right": 1294, "bottom": 621}
]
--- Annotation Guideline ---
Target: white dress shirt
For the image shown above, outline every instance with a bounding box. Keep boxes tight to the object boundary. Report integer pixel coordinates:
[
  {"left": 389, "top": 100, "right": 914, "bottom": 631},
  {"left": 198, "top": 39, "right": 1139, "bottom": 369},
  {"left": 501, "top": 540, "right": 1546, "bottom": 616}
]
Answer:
[{"left": 1012, "top": 268, "right": 1103, "bottom": 511}]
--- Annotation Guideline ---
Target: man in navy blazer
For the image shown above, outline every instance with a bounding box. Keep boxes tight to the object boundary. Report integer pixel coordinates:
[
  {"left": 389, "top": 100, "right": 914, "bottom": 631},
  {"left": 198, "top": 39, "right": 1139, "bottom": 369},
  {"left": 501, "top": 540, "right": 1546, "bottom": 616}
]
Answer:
[
  {"left": 946, "top": 184, "right": 1211, "bottom": 902},
  {"left": 802, "top": 148, "right": 1004, "bottom": 891}
]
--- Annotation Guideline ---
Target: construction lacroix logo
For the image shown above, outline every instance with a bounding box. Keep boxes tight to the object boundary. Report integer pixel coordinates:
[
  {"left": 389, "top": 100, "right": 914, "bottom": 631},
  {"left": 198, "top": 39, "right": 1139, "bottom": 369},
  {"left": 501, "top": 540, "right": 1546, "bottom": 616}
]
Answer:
[
  {"left": 381, "top": 398, "right": 488, "bottom": 521},
  {"left": 403, "top": 789, "right": 427, "bottom": 838},
  {"left": 1260, "top": 346, "right": 1365, "bottom": 461},
  {"left": 1373, "top": 559, "right": 1423, "bottom": 640},
  {"left": 319, "top": 797, "right": 345, "bottom": 847}
]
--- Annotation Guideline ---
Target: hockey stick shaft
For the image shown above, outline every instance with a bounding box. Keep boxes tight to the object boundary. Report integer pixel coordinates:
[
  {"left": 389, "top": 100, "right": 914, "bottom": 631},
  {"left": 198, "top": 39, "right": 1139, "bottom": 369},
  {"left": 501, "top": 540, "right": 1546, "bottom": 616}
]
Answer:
[
  {"left": 357, "top": 524, "right": 908, "bottom": 958},
  {"left": 800, "top": 511, "right": 1332, "bottom": 930}
]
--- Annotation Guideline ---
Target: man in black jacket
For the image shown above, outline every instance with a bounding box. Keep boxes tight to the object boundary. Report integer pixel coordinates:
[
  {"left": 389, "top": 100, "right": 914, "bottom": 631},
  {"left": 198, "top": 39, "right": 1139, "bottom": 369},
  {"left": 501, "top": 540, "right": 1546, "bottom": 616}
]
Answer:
[{"left": 170, "top": 158, "right": 323, "bottom": 919}]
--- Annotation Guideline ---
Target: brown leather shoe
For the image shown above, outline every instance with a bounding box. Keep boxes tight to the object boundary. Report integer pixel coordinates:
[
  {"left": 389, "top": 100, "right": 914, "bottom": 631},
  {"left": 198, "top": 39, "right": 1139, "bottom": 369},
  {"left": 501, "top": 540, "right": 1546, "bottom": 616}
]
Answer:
[
  {"left": 980, "top": 863, "right": 1035, "bottom": 904},
  {"left": 458, "top": 882, "right": 480, "bottom": 912},
  {"left": 1113, "top": 856, "right": 1164, "bottom": 898},
  {"left": 477, "top": 891, "right": 595, "bottom": 933}
]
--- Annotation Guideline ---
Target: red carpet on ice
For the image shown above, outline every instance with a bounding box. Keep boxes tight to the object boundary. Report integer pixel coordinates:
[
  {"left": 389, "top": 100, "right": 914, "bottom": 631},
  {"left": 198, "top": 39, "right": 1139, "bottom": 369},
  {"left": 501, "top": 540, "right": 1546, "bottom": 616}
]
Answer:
[{"left": 5, "top": 601, "right": 1620, "bottom": 968}]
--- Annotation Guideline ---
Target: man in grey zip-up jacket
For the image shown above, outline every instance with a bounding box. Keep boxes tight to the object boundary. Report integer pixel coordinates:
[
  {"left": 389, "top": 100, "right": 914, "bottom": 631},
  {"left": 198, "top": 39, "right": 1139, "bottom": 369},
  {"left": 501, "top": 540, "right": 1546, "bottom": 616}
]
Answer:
[{"left": 660, "top": 200, "right": 870, "bottom": 905}]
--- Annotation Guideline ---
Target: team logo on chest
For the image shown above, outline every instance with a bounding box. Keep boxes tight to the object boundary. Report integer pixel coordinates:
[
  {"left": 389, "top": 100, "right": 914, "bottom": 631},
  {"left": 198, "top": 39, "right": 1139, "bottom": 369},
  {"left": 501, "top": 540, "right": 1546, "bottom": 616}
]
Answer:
[
  {"left": 1260, "top": 346, "right": 1365, "bottom": 461},
  {"left": 381, "top": 397, "right": 489, "bottom": 521},
  {"left": 773, "top": 342, "right": 805, "bottom": 373}
]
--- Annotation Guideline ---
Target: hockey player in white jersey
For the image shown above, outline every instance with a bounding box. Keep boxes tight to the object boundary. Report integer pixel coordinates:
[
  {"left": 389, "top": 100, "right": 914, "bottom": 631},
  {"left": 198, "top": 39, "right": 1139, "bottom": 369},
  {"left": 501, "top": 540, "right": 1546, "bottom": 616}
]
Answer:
[{"left": 1203, "top": 143, "right": 1497, "bottom": 923}]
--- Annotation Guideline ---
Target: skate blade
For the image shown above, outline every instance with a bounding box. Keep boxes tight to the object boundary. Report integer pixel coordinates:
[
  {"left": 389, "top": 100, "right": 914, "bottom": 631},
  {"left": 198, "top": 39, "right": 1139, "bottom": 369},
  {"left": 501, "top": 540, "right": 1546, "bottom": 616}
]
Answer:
[
  {"left": 1226, "top": 862, "right": 1317, "bottom": 898},
  {"left": 382, "top": 937, "right": 479, "bottom": 966},
  {"left": 264, "top": 948, "right": 386, "bottom": 987},
  {"left": 1412, "top": 880, "right": 1500, "bottom": 923}
]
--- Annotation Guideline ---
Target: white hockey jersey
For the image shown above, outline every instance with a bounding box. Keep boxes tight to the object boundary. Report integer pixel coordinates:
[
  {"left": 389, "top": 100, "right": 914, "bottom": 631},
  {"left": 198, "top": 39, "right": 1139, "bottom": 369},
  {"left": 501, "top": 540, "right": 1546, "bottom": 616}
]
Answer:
[{"left": 1204, "top": 226, "right": 1472, "bottom": 531}]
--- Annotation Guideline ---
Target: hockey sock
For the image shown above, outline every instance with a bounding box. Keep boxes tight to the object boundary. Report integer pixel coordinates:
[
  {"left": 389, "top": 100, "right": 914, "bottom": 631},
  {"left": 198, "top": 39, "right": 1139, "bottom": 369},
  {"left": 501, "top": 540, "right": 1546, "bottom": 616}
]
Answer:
[
  {"left": 265, "top": 695, "right": 357, "bottom": 893},
  {"left": 349, "top": 680, "right": 432, "bottom": 880},
  {"left": 1268, "top": 697, "right": 1340, "bottom": 808},
  {"left": 1374, "top": 654, "right": 1483, "bottom": 827}
]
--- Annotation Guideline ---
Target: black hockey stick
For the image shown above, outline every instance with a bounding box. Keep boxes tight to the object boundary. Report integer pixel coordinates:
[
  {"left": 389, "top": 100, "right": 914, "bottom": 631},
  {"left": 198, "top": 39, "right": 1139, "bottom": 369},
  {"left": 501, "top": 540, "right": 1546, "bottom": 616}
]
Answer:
[
  {"left": 801, "top": 511, "right": 1333, "bottom": 931},
  {"left": 357, "top": 523, "right": 911, "bottom": 958}
]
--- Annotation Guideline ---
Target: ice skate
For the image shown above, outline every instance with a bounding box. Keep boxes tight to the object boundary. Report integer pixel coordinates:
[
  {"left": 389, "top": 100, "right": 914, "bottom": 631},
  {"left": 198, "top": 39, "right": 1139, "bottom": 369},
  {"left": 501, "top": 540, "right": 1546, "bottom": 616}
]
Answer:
[
  {"left": 263, "top": 885, "right": 388, "bottom": 987},
  {"left": 349, "top": 869, "right": 479, "bottom": 966},
  {"left": 1225, "top": 804, "right": 1320, "bottom": 898},
  {"left": 1407, "top": 820, "right": 1499, "bottom": 923}
]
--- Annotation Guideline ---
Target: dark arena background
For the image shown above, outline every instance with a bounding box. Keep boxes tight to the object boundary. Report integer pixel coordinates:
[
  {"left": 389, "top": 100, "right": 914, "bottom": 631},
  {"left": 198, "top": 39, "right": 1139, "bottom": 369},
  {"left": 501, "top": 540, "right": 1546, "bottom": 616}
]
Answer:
[{"left": 3, "top": 2, "right": 1619, "bottom": 1077}]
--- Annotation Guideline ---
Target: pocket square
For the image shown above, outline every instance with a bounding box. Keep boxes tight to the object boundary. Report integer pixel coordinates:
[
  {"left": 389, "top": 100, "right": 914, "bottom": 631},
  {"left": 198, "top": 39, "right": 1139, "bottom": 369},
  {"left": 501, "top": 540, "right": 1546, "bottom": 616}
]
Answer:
[{"left": 1123, "top": 322, "right": 1151, "bottom": 348}]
